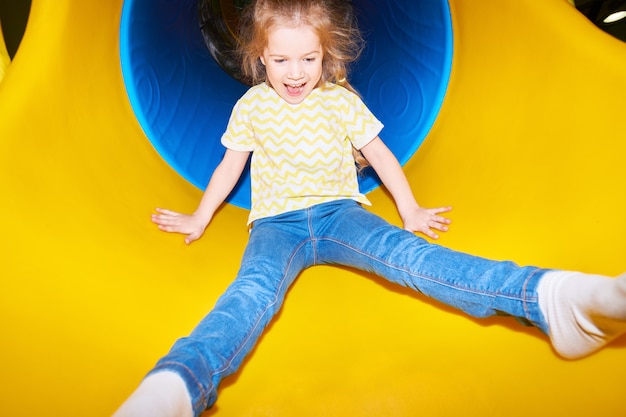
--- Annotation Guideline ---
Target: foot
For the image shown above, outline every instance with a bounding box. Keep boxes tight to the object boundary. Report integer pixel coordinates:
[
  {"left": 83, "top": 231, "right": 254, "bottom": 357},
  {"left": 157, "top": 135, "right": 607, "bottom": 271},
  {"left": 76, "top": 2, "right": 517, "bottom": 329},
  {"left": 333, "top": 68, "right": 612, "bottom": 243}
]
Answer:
[
  {"left": 538, "top": 271, "right": 626, "bottom": 359},
  {"left": 112, "top": 371, "right": 193, "bottom": 417}
]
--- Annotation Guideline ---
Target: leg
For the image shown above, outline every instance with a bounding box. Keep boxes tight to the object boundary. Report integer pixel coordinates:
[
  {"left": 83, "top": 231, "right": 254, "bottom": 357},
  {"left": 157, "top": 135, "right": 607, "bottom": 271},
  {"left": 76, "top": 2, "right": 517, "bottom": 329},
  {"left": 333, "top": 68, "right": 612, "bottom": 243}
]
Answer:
[
  {"left": 313, "top": 201, "right": 626, "bottom": 358},
  {"left": 113, "top": 214, "right": 315, "bottom": 416},
  {"left": 314, "top": 201, "right": 548, "bottom": 330}
]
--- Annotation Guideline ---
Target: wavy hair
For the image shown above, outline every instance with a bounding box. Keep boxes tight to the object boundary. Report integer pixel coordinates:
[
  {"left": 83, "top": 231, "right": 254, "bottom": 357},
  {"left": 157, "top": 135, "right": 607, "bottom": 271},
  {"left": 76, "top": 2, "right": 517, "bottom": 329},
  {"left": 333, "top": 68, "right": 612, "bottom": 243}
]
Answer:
[{"left": 237, "top": 0, "right": 369, "bottom": 169}]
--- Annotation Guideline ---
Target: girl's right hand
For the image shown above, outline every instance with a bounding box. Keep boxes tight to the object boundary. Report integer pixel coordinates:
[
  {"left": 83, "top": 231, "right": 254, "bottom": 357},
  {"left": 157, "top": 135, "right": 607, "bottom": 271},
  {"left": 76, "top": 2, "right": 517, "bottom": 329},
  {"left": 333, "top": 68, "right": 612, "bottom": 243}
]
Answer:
[{"left": 151, "top": 208, "right": 210, "bottom": 245}]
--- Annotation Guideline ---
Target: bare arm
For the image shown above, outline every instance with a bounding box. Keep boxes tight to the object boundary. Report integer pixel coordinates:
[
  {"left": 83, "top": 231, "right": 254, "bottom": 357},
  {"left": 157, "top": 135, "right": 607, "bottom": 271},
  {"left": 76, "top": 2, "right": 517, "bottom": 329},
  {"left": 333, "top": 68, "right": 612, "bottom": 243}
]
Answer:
[
  {"left": 360, "top": 137, "right": 451, "bottom": 239},
  {"left": 152, "top": 148, "right": 250, "bottom": 244}
]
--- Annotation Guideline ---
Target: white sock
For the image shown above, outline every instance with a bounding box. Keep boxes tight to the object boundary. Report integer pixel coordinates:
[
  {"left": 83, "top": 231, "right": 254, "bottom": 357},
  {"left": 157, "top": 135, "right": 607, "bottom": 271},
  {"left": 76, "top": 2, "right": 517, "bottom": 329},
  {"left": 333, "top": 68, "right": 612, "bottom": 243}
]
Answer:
[
  {"left": 112, "top": 371, "right": 193, "bottom": 417},
  {"left": 538, "top": 271, "right": 626, "bottom": 359}
]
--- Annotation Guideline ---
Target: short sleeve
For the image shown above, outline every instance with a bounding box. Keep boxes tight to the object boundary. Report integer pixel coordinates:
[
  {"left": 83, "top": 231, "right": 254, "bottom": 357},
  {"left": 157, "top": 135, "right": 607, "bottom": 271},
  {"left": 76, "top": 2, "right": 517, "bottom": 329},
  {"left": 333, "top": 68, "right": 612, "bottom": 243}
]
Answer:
[
  {"left": 343, "top": 90, "right": 384, "bottom": 150},
  {"left": 220, "top": 97, "right": 256, "bottom": 152}
]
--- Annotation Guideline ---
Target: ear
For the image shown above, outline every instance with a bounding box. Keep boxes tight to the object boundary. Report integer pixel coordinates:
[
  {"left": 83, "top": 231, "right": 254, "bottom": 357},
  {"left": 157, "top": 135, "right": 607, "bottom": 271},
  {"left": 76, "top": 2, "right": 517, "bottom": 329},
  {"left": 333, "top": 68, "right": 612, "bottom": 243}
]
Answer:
[{"left": 259, "top": 56, "right": 266, "bottom": 66}]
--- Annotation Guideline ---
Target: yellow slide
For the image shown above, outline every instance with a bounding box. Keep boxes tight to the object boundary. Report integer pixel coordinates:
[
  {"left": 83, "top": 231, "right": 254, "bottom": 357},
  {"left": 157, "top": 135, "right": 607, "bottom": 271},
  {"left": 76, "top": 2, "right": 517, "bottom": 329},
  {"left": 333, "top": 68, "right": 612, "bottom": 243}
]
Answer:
[{"left": 1, "top": 0, "right": 625, "bottom": 416}]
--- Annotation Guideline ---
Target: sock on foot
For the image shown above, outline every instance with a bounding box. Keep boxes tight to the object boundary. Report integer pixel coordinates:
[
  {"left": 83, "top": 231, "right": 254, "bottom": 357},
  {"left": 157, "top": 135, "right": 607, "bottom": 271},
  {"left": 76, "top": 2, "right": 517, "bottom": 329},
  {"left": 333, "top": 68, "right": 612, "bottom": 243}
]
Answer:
[
  {"left": 112, "top": 371, "right": 193, "bottom": 417},
  {"left": 538, "top": 271, "right": 626, "bottom": 359}
]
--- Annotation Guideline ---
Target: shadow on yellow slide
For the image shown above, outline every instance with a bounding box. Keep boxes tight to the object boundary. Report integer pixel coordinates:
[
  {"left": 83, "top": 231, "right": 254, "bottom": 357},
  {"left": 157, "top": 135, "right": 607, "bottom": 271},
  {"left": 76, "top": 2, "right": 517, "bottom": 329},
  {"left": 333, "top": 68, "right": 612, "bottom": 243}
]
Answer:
[{"left": 1, "top": 0, "right": 625, "bottom": 416}]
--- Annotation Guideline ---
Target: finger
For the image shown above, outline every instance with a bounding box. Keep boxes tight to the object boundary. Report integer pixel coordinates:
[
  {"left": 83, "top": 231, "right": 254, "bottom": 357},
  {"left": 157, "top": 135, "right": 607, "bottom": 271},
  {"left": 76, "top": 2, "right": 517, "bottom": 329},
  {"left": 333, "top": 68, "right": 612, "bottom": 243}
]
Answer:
[
  {"left": 185, "top": 231, "right": 202, "bottom": 245},
  {"left": 424, "top": 228, "right": 440, "bottom": 240},
  {"left": 430, "top": 221, "right": 449, "bottom": 232},
  {"left": 405, "top": 225, "right": 439, "bottom": 240},
  {"left": 156, "top": 224, "right": 178, "bottom": 233},
  {"left": 151, "top": 214, "right": 178, "bottom": 226},
  {"left": 155, "top": 208, "right": 182, "bottom": 216},
  {"left": 431, "top": 206, "right": 453, "bottom": 215},
  {"left": 431, "top": 215, "right": 451, "bottom": 226},
  {"left": 432, "top": 216, "right": 451, "bottom": 225}
]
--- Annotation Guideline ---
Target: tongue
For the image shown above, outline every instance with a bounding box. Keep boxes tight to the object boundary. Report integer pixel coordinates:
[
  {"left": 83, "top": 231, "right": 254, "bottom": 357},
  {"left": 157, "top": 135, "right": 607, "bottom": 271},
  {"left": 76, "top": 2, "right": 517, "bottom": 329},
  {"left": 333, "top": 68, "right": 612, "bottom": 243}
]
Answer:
[{"left": 287, "top": 84, "right": 304, "bottom": 96}]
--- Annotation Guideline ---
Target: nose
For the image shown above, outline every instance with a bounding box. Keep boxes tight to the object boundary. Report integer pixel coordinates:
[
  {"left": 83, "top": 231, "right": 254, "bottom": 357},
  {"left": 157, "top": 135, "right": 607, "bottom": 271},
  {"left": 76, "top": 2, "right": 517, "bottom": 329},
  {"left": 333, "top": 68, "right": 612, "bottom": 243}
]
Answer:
[{"left": 287, "top": 61, "right": 304, "bottom": 80}]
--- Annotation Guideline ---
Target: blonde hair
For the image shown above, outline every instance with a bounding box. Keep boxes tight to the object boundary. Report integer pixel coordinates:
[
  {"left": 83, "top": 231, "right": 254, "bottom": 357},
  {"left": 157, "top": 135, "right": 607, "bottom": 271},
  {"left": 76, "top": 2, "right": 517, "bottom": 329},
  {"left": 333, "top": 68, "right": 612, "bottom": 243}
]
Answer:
[{"left": 237, "top": 0, "right": 370, "bottom": 170}]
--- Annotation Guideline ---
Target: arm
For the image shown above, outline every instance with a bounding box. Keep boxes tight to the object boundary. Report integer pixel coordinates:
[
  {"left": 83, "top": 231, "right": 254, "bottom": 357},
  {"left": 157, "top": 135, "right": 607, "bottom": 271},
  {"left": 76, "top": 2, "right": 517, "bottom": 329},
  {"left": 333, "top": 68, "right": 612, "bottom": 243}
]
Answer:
[
  {"left": 360, "top": 137, "right": 451, "bottom": 239},
  {"left": 151, "top": 148, "right": 250, "bottom": 244}
]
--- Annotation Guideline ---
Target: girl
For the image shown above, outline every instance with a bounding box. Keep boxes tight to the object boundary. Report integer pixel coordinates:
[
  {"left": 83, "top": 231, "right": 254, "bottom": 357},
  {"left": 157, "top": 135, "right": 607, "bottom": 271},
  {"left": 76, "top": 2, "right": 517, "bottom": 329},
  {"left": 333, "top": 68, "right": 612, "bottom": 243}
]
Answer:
[{"left": 114, "top": 0, "right": 626, "bottom": 415}]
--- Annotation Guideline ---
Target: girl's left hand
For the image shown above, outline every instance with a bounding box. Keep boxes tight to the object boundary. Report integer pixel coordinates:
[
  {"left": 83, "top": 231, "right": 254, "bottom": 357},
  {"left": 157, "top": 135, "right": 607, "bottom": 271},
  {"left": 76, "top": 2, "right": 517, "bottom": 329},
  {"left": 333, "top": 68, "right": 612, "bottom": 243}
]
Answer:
[{"left": 401, "top": 205, "right": 452, "bottom": 239}]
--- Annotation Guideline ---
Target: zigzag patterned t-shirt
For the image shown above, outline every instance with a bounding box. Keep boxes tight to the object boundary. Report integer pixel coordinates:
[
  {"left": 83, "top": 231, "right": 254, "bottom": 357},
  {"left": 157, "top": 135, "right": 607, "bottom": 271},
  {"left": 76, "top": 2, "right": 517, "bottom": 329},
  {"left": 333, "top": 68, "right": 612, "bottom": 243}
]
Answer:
[{"left": 221, "top": 82, "right": 384, "bottom": 224}]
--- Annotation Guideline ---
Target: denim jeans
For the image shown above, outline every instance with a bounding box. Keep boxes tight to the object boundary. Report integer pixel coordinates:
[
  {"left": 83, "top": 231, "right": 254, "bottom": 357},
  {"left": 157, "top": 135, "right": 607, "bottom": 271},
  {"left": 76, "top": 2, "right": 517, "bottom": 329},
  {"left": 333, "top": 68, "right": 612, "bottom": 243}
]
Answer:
[{"left": 150, "top": 199, "right": 549, "bottom": 415}]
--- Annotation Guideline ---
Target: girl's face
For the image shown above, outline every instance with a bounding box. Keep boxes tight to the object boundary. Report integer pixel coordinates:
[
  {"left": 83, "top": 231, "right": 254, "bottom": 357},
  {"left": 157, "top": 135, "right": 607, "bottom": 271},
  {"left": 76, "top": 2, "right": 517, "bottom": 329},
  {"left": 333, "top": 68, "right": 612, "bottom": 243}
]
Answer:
[{"left": 260, "top": 24, "right": 323, "bottom": 105}]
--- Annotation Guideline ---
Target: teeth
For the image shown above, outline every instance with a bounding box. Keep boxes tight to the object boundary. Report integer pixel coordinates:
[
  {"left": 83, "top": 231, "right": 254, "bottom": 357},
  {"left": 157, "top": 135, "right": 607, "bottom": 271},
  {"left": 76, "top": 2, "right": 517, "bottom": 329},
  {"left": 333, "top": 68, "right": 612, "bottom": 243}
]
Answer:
[{"left": 288, "top": 83, "right": 303, "bottom": 88}]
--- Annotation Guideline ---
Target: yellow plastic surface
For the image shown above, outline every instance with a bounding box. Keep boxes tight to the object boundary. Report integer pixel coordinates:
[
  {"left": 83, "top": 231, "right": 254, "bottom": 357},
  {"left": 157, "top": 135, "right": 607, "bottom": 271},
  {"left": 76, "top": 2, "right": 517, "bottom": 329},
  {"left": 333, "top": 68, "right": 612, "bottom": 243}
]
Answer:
[{"left": 1, "top": 0, "right": 625, "bottom": 416}]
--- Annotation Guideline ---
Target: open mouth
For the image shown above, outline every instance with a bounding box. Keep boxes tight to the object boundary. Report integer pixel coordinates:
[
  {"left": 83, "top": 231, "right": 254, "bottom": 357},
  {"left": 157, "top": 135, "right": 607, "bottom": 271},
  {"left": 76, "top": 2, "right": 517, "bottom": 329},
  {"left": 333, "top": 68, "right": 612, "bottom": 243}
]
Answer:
[{"left": 285, "top": 83, "right": 306, "bottom": 96}]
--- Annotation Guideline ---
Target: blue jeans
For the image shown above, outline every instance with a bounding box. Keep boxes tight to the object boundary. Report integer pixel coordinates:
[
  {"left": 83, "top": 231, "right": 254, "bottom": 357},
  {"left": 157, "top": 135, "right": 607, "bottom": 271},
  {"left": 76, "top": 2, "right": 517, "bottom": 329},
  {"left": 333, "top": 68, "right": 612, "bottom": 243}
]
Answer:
[{"left": 150, "top": 200, "right": 549, "bottom": 415}]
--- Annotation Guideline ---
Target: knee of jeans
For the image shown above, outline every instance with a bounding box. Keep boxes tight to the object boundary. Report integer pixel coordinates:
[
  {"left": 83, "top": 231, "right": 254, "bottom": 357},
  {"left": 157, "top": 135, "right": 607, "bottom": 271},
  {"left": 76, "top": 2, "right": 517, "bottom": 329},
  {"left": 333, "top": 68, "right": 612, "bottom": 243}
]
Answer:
[{"left": 233, "top": 258, "right": 291, "bottom": 298}]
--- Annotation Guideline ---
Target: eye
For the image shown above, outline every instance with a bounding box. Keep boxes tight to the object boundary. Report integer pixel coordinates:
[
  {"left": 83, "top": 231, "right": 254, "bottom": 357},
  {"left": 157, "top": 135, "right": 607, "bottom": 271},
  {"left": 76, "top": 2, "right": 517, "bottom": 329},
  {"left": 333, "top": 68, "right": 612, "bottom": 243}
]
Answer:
[
  {"left": 304, "top": 57, "right": 316, "bottom": 63},
  {"left": 273, "top": 59, "right": 286, "bottom": 64}
]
